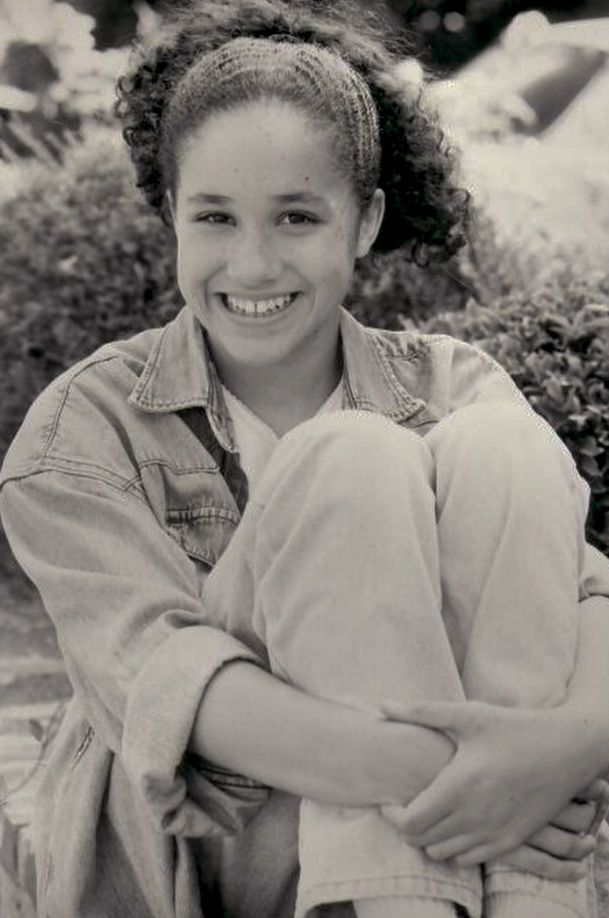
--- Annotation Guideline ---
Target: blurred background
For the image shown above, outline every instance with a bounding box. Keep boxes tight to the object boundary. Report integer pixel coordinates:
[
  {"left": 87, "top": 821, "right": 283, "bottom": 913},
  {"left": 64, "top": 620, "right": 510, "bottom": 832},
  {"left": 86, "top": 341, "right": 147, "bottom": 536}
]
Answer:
[{"left": 0, "top": 2, "right": 608, "bottom": 911}]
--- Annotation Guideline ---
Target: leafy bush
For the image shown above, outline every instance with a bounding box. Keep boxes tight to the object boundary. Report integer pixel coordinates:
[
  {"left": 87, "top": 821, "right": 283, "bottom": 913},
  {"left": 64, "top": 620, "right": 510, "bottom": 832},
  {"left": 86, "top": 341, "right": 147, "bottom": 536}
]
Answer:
[
  {"left": 421, "top": 276, "right": 609, "bottom": 552},
  {"left": 0, "top": 131, "right": 179, "bottom": 460}
]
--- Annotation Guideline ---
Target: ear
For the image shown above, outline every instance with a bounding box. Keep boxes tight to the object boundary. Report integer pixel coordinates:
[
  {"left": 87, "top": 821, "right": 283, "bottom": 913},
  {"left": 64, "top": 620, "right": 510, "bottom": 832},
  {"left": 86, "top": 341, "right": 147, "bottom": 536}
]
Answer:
[{"left": 355, "top": 188, "right": 385, "bottom": 258}]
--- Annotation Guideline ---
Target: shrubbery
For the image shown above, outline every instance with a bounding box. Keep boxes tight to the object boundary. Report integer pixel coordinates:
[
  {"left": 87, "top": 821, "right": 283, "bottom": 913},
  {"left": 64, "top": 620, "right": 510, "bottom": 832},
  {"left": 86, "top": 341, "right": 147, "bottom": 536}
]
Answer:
[
  {"left": 0, "top": 133, "right": 179, "bottom": 459},
  {"left": 0, "top": 128, "right": 608, "bottom": 587},
  {"left": 422, "top": 277, "right": 609, "bottom": 552}
]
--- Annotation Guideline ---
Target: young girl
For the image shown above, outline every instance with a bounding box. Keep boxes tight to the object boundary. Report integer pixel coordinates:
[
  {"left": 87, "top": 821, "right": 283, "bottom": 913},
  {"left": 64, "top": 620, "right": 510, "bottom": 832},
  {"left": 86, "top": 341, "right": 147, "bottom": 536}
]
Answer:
[{"left": 1, "top": 2, "right": 609, "bottom": 917}]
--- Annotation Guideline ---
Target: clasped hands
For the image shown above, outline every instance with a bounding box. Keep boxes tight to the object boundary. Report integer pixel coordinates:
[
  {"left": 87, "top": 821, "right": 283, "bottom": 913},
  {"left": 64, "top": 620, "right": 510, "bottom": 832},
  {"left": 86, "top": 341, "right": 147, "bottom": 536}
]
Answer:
[{"left": 380, "top": 698, "right": 609, "bottom": 882}]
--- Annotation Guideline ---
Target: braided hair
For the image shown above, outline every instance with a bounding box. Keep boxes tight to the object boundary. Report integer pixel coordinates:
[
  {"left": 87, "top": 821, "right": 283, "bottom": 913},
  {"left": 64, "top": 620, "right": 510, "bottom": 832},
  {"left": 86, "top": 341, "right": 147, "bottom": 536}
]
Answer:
[{"left": 116, "top": 0, "right": 469, "bottom": 264}]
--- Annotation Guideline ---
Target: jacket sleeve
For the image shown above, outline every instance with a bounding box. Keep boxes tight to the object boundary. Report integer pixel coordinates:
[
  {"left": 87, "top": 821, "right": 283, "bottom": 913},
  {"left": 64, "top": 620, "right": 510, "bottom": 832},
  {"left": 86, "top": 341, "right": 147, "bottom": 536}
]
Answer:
[
  {"left": 0, "top": 469, "right": 269, "bottom": 837},
  {"left": 443, "top": 334, "right": 609, "bottom": 601}
]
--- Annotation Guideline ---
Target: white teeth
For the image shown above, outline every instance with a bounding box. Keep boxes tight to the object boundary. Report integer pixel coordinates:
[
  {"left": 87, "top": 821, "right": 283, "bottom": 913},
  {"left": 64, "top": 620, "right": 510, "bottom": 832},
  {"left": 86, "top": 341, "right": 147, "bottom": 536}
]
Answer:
[{"left": 223, "top": 293, "right": 295, "bottom": 317}]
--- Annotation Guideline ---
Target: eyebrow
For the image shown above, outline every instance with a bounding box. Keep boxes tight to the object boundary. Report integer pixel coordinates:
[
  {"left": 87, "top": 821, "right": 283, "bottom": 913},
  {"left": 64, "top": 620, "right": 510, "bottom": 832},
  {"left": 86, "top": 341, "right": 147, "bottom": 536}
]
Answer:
[
  {"left": 186, "top": 191, "right": 326, "bottom": 205},
  {"left": 272, "top": 192, "right": 326, "bottom": 204}
]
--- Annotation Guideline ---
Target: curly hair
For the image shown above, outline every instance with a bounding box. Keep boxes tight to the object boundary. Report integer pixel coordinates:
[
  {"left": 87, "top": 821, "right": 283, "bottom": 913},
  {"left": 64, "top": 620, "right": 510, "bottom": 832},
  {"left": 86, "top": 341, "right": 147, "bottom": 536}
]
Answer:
[{"left": 116, "top": 0, "right": 470, "bottom": 263}]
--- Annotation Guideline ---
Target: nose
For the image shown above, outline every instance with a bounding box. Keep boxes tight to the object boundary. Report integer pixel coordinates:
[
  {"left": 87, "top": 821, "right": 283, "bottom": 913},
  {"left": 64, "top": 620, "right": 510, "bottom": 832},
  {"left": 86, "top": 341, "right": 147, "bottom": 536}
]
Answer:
[{"left": 226, "top": 228, "right": 282, "bottom": 289}]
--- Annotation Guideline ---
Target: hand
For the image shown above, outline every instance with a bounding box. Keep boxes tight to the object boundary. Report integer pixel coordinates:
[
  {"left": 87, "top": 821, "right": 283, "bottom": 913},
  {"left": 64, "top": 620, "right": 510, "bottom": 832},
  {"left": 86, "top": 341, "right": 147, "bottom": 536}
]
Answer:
[
  {"left": 380, "top": 699, "right": 608, "bottom": 867},
  {"left": 486, "top": 779, "right": 609, "bottom": 882}
]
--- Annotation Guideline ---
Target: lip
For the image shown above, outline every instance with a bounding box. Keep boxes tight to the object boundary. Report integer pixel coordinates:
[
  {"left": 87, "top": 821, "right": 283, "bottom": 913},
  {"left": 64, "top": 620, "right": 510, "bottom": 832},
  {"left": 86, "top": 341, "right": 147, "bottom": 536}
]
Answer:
[
  {"left": 216, "top": 291, "right": 301, "bottom": 319},
  {"left": 218, "top": 291, "right": 299, "bottom": 301}
]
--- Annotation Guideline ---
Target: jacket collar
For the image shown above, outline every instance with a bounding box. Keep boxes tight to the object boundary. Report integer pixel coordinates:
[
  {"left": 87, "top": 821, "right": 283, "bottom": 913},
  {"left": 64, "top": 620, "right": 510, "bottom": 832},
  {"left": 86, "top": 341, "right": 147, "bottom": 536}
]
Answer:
[
  {"left": 128, "top": 305, "right": 426, "bottom": 428},
  {"left": 128, "top": 307, "right": 235, "bottom": 449},
  {"left": 128, "top": 305, "right": 227, "bottom": 414},
  {"left": 339, "top": 308, "right": 426, "bottom": 423}
]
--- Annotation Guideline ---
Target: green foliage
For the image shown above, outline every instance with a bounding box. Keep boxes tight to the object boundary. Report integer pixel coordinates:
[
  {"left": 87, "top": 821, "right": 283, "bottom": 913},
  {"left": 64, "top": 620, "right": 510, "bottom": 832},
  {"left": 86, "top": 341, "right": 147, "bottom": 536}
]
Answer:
[{"left": 422, "top": 277, "right": 609, "bottom": 552}]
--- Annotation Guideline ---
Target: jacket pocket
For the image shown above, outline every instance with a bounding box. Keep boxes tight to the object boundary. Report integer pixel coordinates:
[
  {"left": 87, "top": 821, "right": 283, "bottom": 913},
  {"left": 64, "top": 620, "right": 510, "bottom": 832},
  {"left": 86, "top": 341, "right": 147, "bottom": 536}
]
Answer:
[
  {"left": 165, "top": 505, "right": 239, "bottom": 567},
  {"left": 187, "top": 754, "right": 269, "bottom": 791}
]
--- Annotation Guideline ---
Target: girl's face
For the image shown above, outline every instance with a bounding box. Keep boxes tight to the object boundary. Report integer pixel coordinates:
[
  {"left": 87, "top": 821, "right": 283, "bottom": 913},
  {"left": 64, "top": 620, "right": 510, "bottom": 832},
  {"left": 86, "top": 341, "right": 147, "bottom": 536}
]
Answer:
[{"left": 170, "top": 100, "right": 384, "bottom": 375}]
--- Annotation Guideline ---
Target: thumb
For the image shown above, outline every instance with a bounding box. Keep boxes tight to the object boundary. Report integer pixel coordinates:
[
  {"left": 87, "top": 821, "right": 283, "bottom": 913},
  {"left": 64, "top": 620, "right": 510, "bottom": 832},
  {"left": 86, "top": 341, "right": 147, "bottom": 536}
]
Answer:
[
  {"left": 380, "top": 699, "right": 480, "bottom": 738},
  {"left": 382, "top": 755, "right": 466, "bottom": 837}
]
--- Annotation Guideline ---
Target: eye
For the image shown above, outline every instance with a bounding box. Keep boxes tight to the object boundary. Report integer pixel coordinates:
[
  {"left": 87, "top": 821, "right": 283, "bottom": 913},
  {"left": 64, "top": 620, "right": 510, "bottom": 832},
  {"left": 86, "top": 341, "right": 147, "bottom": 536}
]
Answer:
[
  {"left": 277, "top": 211, "right": 320, "bottom": 227},
  {"left": 194, "top": 212, "right": 233, "bottom": 225}
]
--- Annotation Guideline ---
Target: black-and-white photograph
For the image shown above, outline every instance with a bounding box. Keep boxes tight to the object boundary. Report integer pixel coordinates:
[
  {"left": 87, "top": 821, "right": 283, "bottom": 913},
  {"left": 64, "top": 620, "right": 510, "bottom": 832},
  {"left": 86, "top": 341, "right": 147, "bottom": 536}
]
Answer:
[{"left": 1, "top": 1, "right": 608, "bottom": 916}]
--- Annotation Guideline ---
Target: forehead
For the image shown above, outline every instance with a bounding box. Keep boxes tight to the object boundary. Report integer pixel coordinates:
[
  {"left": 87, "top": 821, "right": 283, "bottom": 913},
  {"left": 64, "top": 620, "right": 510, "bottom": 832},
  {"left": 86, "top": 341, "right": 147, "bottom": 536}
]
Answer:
[{"left": 176, "top": 100, "right": 349, "bottom": 200}]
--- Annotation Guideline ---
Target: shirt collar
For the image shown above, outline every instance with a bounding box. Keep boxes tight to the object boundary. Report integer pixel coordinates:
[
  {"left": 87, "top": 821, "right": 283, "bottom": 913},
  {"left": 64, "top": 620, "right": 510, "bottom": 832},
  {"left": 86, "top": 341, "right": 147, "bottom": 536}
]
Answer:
[{"left": 129, "top": 305, "right": 425, "bottom": 428}]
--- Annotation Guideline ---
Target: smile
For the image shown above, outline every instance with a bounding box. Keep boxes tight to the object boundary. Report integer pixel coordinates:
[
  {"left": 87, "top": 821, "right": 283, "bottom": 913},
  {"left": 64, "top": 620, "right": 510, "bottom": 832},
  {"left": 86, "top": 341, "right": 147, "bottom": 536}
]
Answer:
[{"left": 219, "top": 292, "right": 299, "bottom": 318}]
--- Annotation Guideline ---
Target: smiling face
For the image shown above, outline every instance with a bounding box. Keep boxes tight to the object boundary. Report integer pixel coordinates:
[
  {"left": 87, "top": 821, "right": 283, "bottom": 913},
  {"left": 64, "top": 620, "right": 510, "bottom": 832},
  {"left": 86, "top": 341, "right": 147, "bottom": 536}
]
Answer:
[{"left": 170, "top": 100, "right": 384, "bottom": 383}]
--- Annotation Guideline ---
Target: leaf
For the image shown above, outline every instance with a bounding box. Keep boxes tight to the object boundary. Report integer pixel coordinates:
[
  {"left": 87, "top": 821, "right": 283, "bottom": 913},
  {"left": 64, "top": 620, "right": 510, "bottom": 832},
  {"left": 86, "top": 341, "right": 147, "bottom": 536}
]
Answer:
[
  {"left": 580, "top": 455, "right": 601, "bottom": 479},
  {"left": 545, "top": 378, "right": 563, "bottom": 403}
]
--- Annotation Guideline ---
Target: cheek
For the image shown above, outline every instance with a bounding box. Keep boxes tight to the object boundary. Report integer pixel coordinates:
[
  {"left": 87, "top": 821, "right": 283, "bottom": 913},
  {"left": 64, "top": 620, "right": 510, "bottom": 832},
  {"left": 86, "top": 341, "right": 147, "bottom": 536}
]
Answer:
[
  {"left": 176, "top": 232, "right": 222, "bottom": 288},
  {"left": 299, "top": 228, "right": 358, "bottom": 280}
]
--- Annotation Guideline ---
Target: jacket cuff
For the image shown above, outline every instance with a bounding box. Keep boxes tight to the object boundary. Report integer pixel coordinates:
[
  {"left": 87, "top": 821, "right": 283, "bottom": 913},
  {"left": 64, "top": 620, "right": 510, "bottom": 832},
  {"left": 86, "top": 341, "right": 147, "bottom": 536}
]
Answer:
[{"left": 122, "top": 625, "right": 265, "bottom": 836}]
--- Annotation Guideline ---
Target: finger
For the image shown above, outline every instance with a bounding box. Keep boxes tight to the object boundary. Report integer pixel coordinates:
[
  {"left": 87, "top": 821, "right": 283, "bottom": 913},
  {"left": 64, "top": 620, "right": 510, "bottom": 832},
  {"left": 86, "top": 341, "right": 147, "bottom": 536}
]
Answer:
[
  {"left": 426, "top": 833, "right": 481, "bottom": 862},
  {"left": 454, "top": 838, "right": 520, "bottom": 867},
  {"left": 551, "top": 801, "right": 597, "bottom": 834},
  {"left": 381, "top": 804, "right": 431, "bottom": 841},
  {"left": 573, "top": 778, "right": 609, "bottom": 805},
  {"left": 589, "top": 796, "right": 609, "bottom": 837},
  {"left": 404, "top": 812, "right": 470, "bottom": 849},
  {"left": 380, "top": 700, "right": 478, "bottom": 737},
  {"left": 487, "top": 845, "right": 588, "bottom": 882},
  {"left": 396, "top": 767, "right": 464, "bottom": 836},
  {"left": 575, "top": 778, "right": 609, "bottom": 836},
  {"left": 527, "top": 825, "right": 597, "bottom": 861},
  {"left": 455, "top": 829, "right": 597, "bottom": 869}
]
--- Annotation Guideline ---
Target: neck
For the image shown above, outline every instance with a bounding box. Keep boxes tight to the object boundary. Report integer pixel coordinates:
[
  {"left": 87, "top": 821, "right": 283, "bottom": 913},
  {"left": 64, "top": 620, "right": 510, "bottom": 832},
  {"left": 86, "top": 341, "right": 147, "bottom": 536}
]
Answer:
[{"left": 210, "top": 325, "right": 342, "bottom": 437}]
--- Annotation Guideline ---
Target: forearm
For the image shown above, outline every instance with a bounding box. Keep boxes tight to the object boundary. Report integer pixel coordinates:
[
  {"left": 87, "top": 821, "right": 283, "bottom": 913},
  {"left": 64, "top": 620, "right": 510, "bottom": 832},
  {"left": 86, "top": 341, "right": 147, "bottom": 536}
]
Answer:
[
  {"left": 190, "top": 659, "right": 454, "bottom": 806},
  {"left": 564, "top": 593, "right": 609, "bottom": 776}
]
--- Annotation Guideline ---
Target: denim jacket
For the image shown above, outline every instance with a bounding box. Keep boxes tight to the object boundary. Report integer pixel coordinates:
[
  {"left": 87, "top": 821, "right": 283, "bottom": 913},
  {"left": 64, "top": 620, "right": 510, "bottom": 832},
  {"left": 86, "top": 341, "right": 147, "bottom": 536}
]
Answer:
[{"left": 1, "top": 306, "right": 608, "bottom": 918}]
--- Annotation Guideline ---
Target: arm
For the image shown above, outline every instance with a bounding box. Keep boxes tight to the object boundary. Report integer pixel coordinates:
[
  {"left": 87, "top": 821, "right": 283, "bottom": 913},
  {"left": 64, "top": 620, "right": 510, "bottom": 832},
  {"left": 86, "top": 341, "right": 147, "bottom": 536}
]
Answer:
[
  {"left": 419, "top": 337, "right": 609, "bottom": 869},
  {"left": 554, "top": 590, "right": 609, "bottom": 777},
  {"left": 190, "top": 657, "right": 454, "bottom": 807},
  {"left": 380, "top": 589, "right": 609, "bottom": 871},
  {"left": 0, "top": 472, "right": 454, "bottom": 827},
  {"left": 487, "top": 592, "right": 609, "bottom": 879}
]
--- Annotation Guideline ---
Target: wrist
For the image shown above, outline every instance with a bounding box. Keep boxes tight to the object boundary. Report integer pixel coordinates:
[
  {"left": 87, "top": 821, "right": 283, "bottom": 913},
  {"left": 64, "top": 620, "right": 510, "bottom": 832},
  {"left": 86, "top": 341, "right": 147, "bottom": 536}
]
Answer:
[
  {"left": 550, "top": 702, "right": 609, "bottom": 782},
  {"left": 370, "top": 719, "right": 455, "bottom": 806}
]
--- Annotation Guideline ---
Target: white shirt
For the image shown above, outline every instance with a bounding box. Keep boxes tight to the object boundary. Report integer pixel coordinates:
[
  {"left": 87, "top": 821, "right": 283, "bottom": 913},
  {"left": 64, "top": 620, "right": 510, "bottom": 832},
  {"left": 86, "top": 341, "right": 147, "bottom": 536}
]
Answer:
[{"left": 222, "top": 380, "right": 343, "bottom": 494}]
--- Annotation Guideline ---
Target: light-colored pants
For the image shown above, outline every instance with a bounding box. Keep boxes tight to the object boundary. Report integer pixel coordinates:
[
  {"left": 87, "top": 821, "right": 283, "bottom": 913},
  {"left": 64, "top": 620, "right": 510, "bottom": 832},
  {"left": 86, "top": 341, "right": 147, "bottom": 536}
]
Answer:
[{"left": 202, "top": 404, "right": 590, "bottom": 918}]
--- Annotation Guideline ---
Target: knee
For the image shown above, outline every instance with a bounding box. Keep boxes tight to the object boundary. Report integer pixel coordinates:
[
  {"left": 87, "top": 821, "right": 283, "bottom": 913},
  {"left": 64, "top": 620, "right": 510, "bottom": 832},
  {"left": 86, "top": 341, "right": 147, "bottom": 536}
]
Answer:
[
  {"left": 285, "top": 410, "right": 429, "bottom": 472},
  {"left": 433, "top": 402, "right": 552, "bottom": 459},
  {"left": 259, "top": 411, "right": 432, "bottom": 502},
  {"left": 430, "top": 401, "right": 582, "bottom": 496}
]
